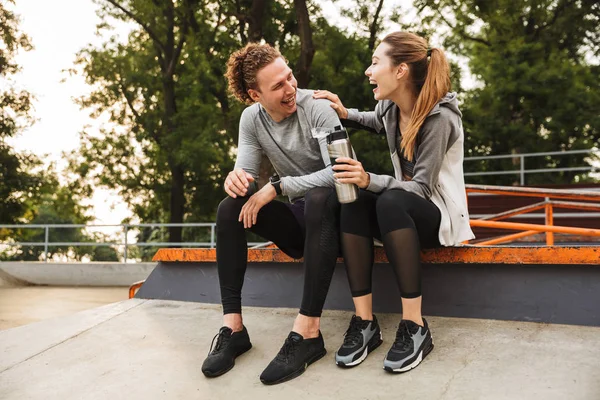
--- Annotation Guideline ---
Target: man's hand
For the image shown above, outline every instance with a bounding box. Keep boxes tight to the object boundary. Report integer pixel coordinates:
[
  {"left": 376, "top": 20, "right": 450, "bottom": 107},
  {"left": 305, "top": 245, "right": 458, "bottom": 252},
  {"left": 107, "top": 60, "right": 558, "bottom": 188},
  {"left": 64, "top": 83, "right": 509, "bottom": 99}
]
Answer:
[
  {"left": 224, "top": 168, "right": 255, "bottom": 198},
  {"left": 239, "top": 183, "right": 277, "bottom": 228}
]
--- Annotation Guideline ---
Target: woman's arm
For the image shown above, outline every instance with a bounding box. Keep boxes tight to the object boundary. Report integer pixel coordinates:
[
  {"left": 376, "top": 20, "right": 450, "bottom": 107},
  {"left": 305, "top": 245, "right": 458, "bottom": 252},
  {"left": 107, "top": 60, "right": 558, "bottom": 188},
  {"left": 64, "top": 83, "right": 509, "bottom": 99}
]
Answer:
[
  {"left": 336, "top": 111, "right": 455, "bottom": 200},
  {"left": 367, "top": 112, "right": 454, "bottom": 198},
  {"left": 312, "top": 90, "right": 387, "bottom": 135}
]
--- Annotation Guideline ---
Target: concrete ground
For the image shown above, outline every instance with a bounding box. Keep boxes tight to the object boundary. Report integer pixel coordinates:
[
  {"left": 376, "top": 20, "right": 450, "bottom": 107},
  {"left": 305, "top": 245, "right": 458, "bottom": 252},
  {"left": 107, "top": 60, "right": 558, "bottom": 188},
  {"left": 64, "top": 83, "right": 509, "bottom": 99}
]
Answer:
[
  {"left": 0, "top": 287, "right": 128, "bottom": 330},
  {"left": 1, "top": 300, "right": 599, "bottom": 400}
]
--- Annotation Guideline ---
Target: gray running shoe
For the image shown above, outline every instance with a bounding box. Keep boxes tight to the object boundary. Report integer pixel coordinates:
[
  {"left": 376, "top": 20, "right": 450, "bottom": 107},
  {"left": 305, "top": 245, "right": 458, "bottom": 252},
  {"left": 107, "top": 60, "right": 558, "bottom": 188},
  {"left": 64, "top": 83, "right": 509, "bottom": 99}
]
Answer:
[
  {"left": 383, "top": 318, "right": 434, "bottom": 373},
  {"left": 335, "top": 315, "right": 383, "bottom": 368}
]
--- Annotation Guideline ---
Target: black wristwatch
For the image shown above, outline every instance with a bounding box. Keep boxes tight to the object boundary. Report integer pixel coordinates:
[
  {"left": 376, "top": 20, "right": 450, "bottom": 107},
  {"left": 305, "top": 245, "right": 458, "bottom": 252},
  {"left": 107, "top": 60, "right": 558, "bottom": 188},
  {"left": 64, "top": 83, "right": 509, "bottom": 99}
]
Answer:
[{"left": 269, "top": 174, "right": 282, "bottom": 195}]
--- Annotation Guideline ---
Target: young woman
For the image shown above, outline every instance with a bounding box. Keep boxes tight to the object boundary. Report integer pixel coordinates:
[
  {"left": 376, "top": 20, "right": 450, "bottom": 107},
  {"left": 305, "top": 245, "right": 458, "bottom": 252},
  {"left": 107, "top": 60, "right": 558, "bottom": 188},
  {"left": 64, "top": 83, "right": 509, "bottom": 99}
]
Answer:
[{"left": 313, "top": 31, "right": 474, "bottom": 373}]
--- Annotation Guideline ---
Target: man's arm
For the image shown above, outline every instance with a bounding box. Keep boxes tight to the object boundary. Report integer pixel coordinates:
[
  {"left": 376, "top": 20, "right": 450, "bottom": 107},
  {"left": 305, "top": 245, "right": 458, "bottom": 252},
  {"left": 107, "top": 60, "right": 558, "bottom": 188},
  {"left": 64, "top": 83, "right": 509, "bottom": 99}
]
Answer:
[
  {"left": 280, "top": 98, "right": 341, "bottom": 198},
  {"left": 225, "top": 108, "right": 260, "bottom": 198},
  {"left": 234, "top": 108, "right": 262, "bottom": 180}
]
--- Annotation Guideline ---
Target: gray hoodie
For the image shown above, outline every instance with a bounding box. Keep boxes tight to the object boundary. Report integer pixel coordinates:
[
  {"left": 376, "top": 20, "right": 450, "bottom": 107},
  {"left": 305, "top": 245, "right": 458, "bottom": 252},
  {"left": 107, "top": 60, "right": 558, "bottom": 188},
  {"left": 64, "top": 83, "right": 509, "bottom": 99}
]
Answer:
[{"left": 345, "top": 92, "right": 475, "bottom": 246}]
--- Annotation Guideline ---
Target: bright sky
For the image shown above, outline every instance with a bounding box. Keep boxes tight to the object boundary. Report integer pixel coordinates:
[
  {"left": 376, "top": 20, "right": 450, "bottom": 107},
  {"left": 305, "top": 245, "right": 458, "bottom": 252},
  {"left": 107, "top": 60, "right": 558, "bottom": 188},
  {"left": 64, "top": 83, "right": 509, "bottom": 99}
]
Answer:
[{"left": 7, "top": 0, "right": 417, "bottom": 225}]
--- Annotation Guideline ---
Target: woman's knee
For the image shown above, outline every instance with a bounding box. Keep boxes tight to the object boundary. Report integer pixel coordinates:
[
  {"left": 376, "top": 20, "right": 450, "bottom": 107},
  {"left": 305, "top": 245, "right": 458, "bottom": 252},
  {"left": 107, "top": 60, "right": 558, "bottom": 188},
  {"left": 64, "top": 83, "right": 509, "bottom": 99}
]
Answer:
[
  {"left": 375, "top": 190, "right": 414, "bottom": 233},
  {"left": 339, "top": 190, "right": 370, "bottom": 220},
  {"left": 340, "top": 190, "right": 377, "bottom": 235},
  {"left": 375, "top": 190, "right": 412, "bottom": 215}
]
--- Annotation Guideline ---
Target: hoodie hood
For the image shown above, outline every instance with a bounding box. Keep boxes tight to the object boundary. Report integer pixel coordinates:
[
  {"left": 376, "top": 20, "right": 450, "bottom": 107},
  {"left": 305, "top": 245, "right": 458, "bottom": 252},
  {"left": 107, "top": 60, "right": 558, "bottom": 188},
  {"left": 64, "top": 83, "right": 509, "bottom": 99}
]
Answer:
[
  {"left": 428, "top": 92, "right": 461, "bottom": 118},
  {"left": 427, "top": 92, "right": 462, "bottom": 117}
]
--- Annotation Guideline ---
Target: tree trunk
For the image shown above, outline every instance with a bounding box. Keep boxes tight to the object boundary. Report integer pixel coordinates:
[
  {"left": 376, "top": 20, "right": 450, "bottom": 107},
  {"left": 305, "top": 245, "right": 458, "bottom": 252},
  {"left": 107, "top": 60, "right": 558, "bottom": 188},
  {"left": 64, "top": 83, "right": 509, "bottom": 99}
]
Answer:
[
  {"left": 163, "top": 75, "right": 184, "bottom": 243},
  {"left": 369, "top": 0, "right": 385, "bottom": 51},
  {"left": 294, "top": 0, "right": 315, "bottom": 88},
  {"left": 168, "top": 162, "right": 185, "bottom": 244},
  {"left": 248, "top": 0, "right": 269, "bottom": 42}
]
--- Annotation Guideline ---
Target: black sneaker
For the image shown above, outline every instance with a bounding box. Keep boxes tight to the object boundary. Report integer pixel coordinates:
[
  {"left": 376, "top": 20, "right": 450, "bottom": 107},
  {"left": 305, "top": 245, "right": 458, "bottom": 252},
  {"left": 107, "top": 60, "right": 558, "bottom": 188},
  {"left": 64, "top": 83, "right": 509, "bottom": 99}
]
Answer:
[
  {"left": 201, "top": 326, "right": 252, "bottom": 377},
  {"left": 335, "top": 315, "right": 383, "bottom": 368},
  {"left": 259, "top": 331, "right": 327, "bottom": 385},
  {"left": 383, "top": 318, "right": 434, "bottom": 373}
]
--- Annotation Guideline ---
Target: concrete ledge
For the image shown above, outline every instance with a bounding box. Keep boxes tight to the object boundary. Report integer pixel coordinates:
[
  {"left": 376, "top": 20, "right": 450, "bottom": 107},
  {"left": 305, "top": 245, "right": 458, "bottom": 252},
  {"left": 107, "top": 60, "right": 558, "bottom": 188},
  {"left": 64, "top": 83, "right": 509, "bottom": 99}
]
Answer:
[
  {"left": 153, "top": 246, "right": 600, "bottom": 265},
  {"left": 0, "top": 262, "right": 157, "bottom": 287},
  {"left": 137, "top": 261, "right": 600, "bottom": 326}
]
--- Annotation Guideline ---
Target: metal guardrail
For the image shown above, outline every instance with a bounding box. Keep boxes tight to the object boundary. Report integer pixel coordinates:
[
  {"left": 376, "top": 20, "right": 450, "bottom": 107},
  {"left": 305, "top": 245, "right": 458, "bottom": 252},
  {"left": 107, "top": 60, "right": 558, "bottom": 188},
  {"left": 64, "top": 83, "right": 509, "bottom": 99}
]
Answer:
[
  {"left": 1, "top": 150, "right": 598, "bottom": 262},
  {"left": 0, "top": 223, "right": 268, "bottom": 263},
  {"left": 465, "top": 184, "right": 600, "bottom": 246},
  {"left": 464, "top": 149, "right": 598, "bottom": 185}
]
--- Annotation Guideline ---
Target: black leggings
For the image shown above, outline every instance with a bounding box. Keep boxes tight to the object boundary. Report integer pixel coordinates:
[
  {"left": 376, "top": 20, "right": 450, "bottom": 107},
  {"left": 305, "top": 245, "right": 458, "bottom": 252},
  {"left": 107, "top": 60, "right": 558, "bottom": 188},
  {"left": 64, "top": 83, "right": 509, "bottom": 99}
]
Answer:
[
  {"left": 340, "top": 189, "right": 441, "bottom": 299},
  {"left": 216, "top": 187, "right": 340, "bottom": 317}
]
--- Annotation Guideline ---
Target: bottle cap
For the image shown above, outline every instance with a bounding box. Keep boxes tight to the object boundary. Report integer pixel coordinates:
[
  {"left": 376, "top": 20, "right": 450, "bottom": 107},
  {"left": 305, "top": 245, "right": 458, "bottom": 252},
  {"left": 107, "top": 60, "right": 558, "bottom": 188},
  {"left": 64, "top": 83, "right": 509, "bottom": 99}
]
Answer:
[{"left": 327, "top": 126, "right": 348, "bottom": 144}]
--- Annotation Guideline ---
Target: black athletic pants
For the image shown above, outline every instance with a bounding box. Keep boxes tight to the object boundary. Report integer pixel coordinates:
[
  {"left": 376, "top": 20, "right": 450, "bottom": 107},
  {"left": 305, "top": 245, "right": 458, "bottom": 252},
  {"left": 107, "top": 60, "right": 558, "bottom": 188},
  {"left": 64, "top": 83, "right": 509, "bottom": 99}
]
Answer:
[
  {"left": 216, "top": 187, "right": 340, "bottom": 317},
  {"left": 340, "top": 189, "right": 441, "bottom": 299}
]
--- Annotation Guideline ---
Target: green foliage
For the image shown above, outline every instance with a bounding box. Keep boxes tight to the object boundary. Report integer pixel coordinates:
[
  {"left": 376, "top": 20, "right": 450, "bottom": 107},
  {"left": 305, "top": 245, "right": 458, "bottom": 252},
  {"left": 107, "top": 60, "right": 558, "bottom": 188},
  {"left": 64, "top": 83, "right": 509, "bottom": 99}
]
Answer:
[
  {"left": 60, "top": 0, "right": 599, "bottom": 256},
  {"left": 0, "top": 2, "right": 115, "bottom": 261},
  {"left": 415, "top": 0, "right": 600, "bottom": 184},
  {"left": 0, "top": 1, "right": 36, "bottom": 224},
  {"left": 66, "top": 0, "right": 393, "bottom": 251}
]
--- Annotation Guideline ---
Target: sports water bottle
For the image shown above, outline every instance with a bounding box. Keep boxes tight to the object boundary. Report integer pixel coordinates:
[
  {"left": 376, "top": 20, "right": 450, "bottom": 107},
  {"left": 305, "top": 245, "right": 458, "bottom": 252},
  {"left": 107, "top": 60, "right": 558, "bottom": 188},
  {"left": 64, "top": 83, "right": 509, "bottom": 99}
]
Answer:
[{"left": 327, "top": 126, "right": 359, "bottom": 204}]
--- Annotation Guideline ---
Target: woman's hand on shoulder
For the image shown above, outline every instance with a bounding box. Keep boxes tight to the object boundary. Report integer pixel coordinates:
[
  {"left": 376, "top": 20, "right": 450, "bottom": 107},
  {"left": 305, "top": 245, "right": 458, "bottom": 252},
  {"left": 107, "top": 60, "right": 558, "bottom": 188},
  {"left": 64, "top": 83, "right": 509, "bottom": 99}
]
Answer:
[
  {"left": 332, "top": 157, "right": 370, "bottom": 189},
  {"left": 313, "top": 90, "right": 349, "bottom": 119}
]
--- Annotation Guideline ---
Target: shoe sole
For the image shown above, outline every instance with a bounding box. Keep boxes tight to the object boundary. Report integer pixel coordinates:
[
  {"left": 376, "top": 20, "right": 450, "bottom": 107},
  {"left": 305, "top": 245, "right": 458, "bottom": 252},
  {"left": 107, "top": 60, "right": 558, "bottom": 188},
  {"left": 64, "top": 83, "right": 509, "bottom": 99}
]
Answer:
[
  {"left": 383, "top": 337, "right": 434, "bottom": 374},
  {"left": 202, "top": 342, "right": 253, "bottom": 378},
  {"left": 260, "top": 348, "right": 327, "bottom": 385},
  {"left": 336, "top": 331, "right": 383, "bottom": 368}
]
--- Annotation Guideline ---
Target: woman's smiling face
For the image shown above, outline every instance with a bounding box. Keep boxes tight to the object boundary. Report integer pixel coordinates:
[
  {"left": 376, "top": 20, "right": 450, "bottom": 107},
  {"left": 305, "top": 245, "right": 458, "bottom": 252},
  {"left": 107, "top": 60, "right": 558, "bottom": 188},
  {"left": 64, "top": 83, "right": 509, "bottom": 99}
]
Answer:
[{"left": 365, "top": 42, "right": 403, "bottom": 101}]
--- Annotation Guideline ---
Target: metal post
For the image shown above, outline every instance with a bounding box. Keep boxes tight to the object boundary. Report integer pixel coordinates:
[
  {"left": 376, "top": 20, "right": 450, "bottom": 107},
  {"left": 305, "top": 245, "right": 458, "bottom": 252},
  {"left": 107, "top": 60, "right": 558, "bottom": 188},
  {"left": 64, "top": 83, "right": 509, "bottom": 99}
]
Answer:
[
  {"left": 44, "top": 226, "right": 49, "bottom": 263},
  {"left": 520, "top": 155, "right": 525, "bottom": 186},
  {"left": 210, "top": 224, "right": 215, "bottom": 248},
  {"left": 545, "top": 198, "right": 554, "bottom": 246},
  {"left": 123, "top": 225, "right": 128, "bottom": 263}
]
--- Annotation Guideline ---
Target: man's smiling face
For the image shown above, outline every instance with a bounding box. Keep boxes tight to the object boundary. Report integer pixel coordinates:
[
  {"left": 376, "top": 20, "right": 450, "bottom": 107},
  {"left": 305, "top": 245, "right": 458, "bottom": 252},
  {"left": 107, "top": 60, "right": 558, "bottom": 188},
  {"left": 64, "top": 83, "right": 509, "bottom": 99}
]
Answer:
[{"left": 249, "top": 57, "right": 298, "bottom": 122}]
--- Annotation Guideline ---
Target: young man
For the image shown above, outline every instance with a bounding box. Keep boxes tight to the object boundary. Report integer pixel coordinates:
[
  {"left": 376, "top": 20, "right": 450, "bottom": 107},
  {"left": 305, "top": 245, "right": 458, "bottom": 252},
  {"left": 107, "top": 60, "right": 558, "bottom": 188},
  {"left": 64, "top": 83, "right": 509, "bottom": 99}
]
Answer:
[{"left": 201, "top": 43, "right": 342, "bottom": 385}]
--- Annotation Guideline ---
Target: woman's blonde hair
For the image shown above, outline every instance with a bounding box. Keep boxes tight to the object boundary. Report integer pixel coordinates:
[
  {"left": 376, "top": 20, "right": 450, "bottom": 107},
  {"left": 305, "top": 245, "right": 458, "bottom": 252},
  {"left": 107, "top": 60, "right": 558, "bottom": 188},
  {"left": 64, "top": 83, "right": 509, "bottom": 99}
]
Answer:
[{"left": 381, "top": 32, "right": 451, "bottom": 161}]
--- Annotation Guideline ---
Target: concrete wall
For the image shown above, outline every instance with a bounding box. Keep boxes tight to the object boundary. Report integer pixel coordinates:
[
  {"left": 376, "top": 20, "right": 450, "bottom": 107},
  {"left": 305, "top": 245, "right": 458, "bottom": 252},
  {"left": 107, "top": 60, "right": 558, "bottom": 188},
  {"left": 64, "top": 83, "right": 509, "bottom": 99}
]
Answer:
[{"left": 0, "top": 262, "right": 157, "bottom": 287}]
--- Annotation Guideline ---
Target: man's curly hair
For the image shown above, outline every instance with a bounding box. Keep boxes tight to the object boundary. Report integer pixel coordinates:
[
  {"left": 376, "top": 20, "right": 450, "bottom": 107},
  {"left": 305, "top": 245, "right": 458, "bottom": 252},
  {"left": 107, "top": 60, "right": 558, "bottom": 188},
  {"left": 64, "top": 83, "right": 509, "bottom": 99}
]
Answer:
[{"left": 225, "top": 43, "right": 283, "bottom": 105}]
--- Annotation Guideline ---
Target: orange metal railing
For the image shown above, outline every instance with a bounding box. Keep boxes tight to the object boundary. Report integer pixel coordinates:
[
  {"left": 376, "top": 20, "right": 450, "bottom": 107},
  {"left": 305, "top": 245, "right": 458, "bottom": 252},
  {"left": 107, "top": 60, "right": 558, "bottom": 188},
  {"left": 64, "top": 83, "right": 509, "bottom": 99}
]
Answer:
[
  {"left": 466, "top": 184, "right": 600, "bottom": 246},
  {"left": 129, "top": 280, "right": 145, "bottom": 299}
]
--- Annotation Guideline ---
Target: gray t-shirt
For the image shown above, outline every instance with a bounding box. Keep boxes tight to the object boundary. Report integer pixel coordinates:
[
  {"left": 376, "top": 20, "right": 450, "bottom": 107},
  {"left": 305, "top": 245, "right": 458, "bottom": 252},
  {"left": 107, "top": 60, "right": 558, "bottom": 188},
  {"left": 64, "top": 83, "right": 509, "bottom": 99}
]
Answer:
[{"left": 234, "top": 89, "right": 341, "bottom": 201}]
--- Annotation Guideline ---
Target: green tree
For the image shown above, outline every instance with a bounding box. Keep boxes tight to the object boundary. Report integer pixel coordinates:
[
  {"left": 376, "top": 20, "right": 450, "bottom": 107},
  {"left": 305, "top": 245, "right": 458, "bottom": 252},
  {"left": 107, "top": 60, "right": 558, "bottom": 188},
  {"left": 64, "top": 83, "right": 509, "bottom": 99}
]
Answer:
[
  {"left": 0, "top": 0, "right": 37, "bottom": 223},
  {"left": 68, "top": 0, "right": 392, "bottom": 250},
  {"left": 415, "top": 0, "right": 600, "bottom": 184},
  {"left": 0, "top": 2, "right": 116, "bottom": 261}
]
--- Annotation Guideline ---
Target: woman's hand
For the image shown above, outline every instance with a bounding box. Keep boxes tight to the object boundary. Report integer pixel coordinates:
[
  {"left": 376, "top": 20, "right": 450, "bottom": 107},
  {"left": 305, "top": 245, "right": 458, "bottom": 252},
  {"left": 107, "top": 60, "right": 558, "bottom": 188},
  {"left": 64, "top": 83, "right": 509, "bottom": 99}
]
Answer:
[
  {"left": 332, "top": 157, "right": 370, "bottom": 189},
  {"left": 312, "top": 90, "right": 349, "bottom": 119}
]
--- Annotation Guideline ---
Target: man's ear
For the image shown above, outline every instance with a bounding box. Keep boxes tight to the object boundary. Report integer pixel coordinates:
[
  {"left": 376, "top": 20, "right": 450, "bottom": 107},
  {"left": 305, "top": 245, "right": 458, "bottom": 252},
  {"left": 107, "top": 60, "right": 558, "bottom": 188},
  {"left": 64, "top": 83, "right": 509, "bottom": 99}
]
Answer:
[
  {"left": 396, "top": 63, "right": 408, "bottom": 80},
  {"left": 248, "top": 89, "right": 260, "bottom": 102}
]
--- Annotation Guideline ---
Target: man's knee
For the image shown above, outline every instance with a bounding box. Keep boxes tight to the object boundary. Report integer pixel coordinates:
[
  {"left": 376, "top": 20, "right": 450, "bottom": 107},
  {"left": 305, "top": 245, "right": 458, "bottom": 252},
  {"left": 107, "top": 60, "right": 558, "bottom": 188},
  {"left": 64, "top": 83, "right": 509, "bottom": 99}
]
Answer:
[
  {"left": 216, "top": 195, "right": 248, "bottom": 223},
  {"left": 304, "top": 187, "right": 339, "bottom": 226},
  {"left": 304, "top": 187, "right": 335, "bottom": 205}
]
